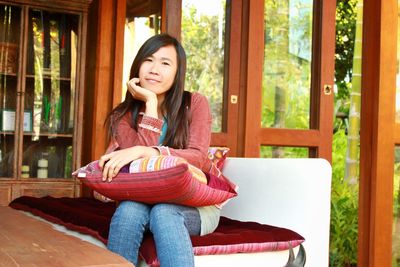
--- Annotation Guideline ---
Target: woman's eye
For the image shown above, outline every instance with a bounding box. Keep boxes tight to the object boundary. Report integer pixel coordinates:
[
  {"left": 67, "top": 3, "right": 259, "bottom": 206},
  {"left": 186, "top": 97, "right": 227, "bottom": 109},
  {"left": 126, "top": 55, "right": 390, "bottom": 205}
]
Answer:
[
  {"left": 162, "top": 62, "right": 170, "bottom": 66},
  {"left": 144, "top": 58, "right": 152, "bottom": 62}
]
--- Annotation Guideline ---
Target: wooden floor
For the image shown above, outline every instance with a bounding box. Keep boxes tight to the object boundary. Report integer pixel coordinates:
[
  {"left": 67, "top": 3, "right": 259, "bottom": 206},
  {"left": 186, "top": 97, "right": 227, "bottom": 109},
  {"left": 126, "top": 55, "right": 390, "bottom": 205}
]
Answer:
[{"left": 0, "top": 207, "right": 133, "bottom": 267}]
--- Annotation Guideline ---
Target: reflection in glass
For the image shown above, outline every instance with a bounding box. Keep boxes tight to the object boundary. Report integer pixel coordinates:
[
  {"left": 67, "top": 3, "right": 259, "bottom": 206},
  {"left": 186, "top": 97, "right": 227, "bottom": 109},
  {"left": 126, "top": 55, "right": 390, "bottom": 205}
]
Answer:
[
  {"left": 262, "top": 0, "right": 312, "bottom": 129},
  {"left": 260, "top": 145, "right": 308, "bottom": 158},
  {"left": 29, "top": 10, "right": 77, "bottom": 135},
  {"left": 0, "top": 5, "right": 21, "bottom": 178},
  {"left": 122, "top": 2, "right": 161, "bottom": 100},
  {"left": 181, "top": 0, "right": 227, "bottom": 132},
  {"left": 394, "top": 147, "right": 400, "bottom": 266},
  {"left": 20, "top": 10, "right": 78, "bottom": 178}
]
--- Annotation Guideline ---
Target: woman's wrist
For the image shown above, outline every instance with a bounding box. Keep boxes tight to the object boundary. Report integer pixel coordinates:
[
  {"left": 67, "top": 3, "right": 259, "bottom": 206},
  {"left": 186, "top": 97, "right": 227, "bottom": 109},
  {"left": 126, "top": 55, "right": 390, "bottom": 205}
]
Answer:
[
  {"left": 136, "top": 146, "right": 160, "bottom": 158},
  {"left": 145, "top": 98, "right": 158, "bottom": 118}
]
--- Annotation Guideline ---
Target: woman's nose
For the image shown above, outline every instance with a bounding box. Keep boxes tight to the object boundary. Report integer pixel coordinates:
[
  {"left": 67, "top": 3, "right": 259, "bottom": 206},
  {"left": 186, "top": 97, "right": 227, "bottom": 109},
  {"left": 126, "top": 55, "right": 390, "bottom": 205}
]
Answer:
[{"left": 149, "top": 62, "right": 159, "bottom": 75}]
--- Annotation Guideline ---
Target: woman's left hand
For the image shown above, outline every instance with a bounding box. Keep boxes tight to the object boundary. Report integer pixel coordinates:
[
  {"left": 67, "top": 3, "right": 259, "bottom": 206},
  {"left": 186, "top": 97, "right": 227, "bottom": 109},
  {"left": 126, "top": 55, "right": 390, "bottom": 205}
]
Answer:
[{"left": 98, "top": 146, "right": 159, "bottom": 182}]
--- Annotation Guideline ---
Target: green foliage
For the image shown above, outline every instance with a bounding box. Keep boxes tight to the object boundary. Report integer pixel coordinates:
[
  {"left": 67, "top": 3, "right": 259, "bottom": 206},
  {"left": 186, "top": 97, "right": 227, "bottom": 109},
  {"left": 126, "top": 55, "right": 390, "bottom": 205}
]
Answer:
[
  {"left": 262, "top": 0, "right": 311, "bottom": 130},
  {"left": 330, "top": 129, "right": 358, "bottom": 267},
  {"left": 329, "top": 2, "right": 360, "bottom": 266},
  {"left": 260, "top": 146, "right": 308, "bottom": 158},
  {"left": 394, "top": 159, "right": 400, "bottom": 266},
  {"left": 395, "top": 147, "right": 400, "bottom": 217},
  {"left": 181, "top": 2, "right": 225, "bottom": 132},
  {"left": 334, "top": 0, "right": 358, "bottom": 124}
]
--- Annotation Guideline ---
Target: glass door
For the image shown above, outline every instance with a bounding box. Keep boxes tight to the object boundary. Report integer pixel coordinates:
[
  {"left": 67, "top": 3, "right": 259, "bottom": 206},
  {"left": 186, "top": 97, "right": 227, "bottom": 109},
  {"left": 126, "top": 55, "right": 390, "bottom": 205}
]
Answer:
[
  {"left": 180, "top": 0, "right": 241, "bottom": 153},
  {"left": 21, "top": 9, "right": 79, "bottom": 179},
  {"left": 244, "top": 0, "right": 336, "bottom": 160},
  {"left": 181, "top": 0, "right": 227, "bottom": 133},
  {"left": 0, "top": 4, "right": 21, "bottom": 178}
]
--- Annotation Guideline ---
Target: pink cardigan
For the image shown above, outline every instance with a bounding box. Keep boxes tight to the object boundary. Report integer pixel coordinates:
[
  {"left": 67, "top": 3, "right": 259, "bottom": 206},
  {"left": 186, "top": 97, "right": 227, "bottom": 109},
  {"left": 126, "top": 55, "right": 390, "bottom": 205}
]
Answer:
[{"left": 110, "top": 92, "right": 213, "bottom": 173}]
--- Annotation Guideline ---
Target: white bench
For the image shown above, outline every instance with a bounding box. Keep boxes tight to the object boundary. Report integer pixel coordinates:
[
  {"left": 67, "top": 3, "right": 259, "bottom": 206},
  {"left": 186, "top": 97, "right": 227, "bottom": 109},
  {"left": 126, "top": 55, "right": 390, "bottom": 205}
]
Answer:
[{"left": 191, "top": 157, "right": 332, "bottom": 267}]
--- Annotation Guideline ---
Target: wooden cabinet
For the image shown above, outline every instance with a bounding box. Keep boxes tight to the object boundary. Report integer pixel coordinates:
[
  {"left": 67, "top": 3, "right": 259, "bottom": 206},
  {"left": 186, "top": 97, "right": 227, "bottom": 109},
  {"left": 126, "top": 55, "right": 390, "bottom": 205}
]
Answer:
[{"left": 0, "top": 0, "right": 90, "bottom": 206}]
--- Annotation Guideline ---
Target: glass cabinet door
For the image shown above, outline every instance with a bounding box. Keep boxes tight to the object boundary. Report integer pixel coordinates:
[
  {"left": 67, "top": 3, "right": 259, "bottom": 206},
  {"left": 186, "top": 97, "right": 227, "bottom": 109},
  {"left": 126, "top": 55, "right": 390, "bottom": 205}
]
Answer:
[
  {"left": 21, "top": 9, "right": 78, "bottom": 179},
  {"left": 0, "top": 4, "right": 21, "bottom": 178}
]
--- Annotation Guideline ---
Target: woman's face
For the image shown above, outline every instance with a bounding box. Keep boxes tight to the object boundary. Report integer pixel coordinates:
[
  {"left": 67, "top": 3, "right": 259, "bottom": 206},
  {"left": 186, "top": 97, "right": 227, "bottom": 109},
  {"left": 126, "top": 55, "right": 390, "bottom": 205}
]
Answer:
[{"left": 138, "top": 45, "right": 178, "bottom": 99}]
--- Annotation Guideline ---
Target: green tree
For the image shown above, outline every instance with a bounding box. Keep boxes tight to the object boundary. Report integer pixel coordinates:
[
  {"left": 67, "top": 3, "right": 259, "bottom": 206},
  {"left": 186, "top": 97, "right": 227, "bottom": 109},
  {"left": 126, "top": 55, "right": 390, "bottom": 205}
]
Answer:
[
  {"left": 181, "top": 3, "right": 225, "bottom": 132},
  {"left": 263, "top": 0, "right": 311, "bottom": 132},
  {"left": 345, "top": 1, "right": 362, "bottom": 184},
  {"left": 330, "top": 0, "right": 359, "bottom": 266},
  {"left": 334, "top": 0, "right": 358, "bottom": 131}
]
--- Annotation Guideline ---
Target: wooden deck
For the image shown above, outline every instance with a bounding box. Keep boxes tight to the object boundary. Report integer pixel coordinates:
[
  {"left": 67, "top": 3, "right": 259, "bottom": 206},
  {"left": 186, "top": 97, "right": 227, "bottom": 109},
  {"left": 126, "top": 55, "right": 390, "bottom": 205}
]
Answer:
[{"left": 0, "top": 207, "right": 133, "bottom": 266}]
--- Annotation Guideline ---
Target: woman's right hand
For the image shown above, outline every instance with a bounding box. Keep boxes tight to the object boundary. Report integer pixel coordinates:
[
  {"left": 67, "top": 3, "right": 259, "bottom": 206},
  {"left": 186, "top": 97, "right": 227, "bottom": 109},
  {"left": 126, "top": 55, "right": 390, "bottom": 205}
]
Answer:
[
  {"left": 127, "top": 78, "right": 157, "bottom": 103},
  {"left": 98, "top": 146, "right": 159, "bottom": 182},
  {"left": 127, "top": 78, "right": 158, "bottom": 118}
]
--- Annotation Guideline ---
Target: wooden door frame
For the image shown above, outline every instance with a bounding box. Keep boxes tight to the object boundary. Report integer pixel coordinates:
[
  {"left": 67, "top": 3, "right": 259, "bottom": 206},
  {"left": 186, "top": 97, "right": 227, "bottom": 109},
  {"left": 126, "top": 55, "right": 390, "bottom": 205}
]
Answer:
[
  {"left": 358, "top": 0, "right": 397, "bottom": 266},
  {"left": 243, "top": 0, "right": 336, "bottom": 160},
  {"left": 162, "top": 0, "right": 181, "bottom": 39},
  {"left": 82, "top": 0, "right": 118, "bottom": 174}
]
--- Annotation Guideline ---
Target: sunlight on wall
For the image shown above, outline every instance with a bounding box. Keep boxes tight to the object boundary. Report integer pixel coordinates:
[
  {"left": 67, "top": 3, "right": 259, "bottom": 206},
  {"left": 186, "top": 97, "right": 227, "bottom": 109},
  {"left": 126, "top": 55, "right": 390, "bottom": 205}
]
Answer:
[
  {"left": 183, "top": 0, "right": 222, "bottom": 16},
  {"left": 122, "top": 18, "right": 155, "bottom": 101}
]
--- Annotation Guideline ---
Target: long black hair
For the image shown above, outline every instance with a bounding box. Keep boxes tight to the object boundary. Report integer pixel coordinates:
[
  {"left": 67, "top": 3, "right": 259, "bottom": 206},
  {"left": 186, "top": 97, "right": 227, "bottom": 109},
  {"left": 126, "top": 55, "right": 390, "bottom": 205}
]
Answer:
[{"left": 106, "top": 34, "right": 191, "bottom": 148}]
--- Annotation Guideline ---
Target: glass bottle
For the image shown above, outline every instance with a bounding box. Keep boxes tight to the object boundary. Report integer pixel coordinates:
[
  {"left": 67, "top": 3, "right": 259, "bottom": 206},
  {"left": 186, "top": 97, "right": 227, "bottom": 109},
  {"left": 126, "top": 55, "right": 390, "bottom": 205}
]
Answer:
[{"left": 37, "top": 152, "right": 48, "bottom": 178}]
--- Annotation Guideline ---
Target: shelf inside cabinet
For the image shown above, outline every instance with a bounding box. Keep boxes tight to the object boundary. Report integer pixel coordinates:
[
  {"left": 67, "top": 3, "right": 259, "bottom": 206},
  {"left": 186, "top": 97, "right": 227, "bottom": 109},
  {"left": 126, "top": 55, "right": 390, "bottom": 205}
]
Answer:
[
  {"left": 25, "top": 74, "right": 71, "bottom": 81},
  {"left": 0, "top": 131, "right": 73, "bottom": 138},
  {"left": 27, "top": 132, "right": 73, "bottom": 138},
  {"left": 24, "top": 132, "right": 73, "bottom": 138},
  {"left": 0, "top": 72, "right": 17, "bottom": 77}
]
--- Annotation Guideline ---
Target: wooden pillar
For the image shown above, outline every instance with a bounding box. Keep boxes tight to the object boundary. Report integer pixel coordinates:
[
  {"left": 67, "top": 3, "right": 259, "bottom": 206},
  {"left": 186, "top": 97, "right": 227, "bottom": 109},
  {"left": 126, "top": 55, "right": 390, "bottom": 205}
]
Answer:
[
  {"left": 83, "top": 0, "right": 117, "bottom": 165},
  {"left": 358, "top": 0, "right": 397, "bottom": 266},
  {"left": 162, "top": 0, "right": 181, "bottom": 40},
  {"left": 243, "top": 0, "right": 263, "bottom": 157},
  {"left": 112, "top": 0, "right": 126, "bottom": 107}
]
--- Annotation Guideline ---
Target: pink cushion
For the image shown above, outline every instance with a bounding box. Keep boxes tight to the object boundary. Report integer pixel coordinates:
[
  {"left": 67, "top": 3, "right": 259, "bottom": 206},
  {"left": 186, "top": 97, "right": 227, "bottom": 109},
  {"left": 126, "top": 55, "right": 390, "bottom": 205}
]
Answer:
[
  {"left": 73, "top": 156, "right": 237, "bottom": 207},
  {"left": 129, "top": 156, "right": 208, "bottom": 184}
]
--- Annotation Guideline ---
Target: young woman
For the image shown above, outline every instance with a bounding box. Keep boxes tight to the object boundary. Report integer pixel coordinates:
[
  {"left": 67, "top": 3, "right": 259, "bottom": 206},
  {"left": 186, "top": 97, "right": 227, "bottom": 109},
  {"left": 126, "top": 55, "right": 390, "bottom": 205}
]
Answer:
[{"left": 98, "top": 34, "right": 220, "bottom": 267}]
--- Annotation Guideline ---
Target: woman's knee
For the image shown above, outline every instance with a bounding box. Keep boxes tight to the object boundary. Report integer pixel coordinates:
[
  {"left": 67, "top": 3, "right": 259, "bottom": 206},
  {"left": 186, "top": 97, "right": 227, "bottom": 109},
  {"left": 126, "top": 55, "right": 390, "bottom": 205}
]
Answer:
[
  {"left": 149, "top": 204, "right": 183, "bottom": 226},
  {"left": 150, "top": 203, "right": 181, "bottom": 218},
  {"left": 113, "top": 201, "right": 150, "bottom": 222},
  {"left": 149, "top": 204, "right": 200, "bottom": 234}
]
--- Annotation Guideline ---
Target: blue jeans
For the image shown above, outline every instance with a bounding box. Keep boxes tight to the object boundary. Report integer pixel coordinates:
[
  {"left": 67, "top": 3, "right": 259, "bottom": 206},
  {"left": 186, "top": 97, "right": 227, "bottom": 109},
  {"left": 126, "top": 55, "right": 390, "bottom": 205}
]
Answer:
[{"left": 107, "top": 201, "right": 201, "bottom": 267}]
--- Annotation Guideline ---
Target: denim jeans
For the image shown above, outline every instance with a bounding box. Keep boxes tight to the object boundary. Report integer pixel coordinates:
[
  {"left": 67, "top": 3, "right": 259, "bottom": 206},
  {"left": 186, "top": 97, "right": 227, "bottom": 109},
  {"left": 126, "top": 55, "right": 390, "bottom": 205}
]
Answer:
[{"left": 107, "top": 201, "right": 201, "bottom": 267}]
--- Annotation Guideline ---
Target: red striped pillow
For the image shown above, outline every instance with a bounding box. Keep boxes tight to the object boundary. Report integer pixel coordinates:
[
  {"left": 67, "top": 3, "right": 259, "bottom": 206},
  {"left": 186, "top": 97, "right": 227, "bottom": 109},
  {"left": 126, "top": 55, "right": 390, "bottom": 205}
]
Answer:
[{"left": 73, "top": 156, "right": 237, "bottom": 207}]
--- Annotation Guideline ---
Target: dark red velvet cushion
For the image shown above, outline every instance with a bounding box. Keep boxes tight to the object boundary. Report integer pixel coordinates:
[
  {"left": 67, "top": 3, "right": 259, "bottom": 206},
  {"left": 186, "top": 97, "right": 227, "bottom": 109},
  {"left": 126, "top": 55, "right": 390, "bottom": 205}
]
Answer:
[
  {"left": 139, "top": 216, "right": 305, "bottom": 266},
  {"left": 9, "top": 196, "right": 304, "bottom": 267}
]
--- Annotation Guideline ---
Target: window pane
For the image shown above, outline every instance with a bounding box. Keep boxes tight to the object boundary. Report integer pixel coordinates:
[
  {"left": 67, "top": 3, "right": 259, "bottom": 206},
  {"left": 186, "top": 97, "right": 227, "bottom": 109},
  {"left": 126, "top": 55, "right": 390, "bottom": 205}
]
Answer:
[
  {"left": 263, "top": 0, "right": 313, "bottom": 129},
  {"left": 0, "top": 5, "right": 21, "bottom": 178},
  {"left": 393, "top": 146, "right": 400, "bottom": 265},
  {"left": 260, "top": 146, "right": 309, "bottom": 158},
  {"left": 181, "top": 0, "right": 227, "bottom": 132}
]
